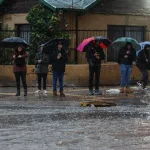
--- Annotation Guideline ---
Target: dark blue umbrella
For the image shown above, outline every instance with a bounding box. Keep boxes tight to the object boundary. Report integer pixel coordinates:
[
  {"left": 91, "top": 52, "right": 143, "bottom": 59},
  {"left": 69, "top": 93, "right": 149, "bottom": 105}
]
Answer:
[
  {"left": 136, "top": 41, "right": 150, "bottom": 56},
  {"left": 0, "top": 37, "right": 29, "bottom": 48},
  {"left": 43, "top": 38, "right": 69, "bottom": 54}
]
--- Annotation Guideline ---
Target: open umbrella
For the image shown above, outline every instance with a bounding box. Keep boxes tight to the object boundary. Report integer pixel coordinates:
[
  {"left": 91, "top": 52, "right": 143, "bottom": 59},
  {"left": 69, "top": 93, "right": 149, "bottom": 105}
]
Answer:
[
  {"left": 0, "top": 37, "right": 29, "bottom": 48},
  {"left": 77, "top": 36, "right": 112, "bottom": 52},
  {"left": 136, "top": 41, "right": 150, "bottom": 56},
  {"left": 112, "top": 37, "right": 141, "bottom": 51},
  {"left": 43, "top": 38, "right": 69, "bottom": 54}
]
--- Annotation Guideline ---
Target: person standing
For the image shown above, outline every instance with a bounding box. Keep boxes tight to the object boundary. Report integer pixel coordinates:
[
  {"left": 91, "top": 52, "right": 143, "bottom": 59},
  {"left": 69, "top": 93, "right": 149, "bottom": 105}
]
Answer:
[
  {"left": 51, "top": 42, "right": 68, "bottom": 97},
  {"left": 13, "top": 45, "right": 28, "bottom": 96},
  {"left": 35, "top": 44, "right": 49, "bottom": 94},
  {"left": 136, "top": 44, "right": 150, "bottom": 89},
  {"left": 86, "top": 40, "right": 105, "bottom": 95},
  {"left": 118, "top": 42, "right": 136, "bottom": 93}
]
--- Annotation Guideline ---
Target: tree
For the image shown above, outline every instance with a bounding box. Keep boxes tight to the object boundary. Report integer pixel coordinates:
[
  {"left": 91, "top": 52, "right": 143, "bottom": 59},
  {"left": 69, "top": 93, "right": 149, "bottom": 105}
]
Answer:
[{"left": 26, "top": 3, "right": 69, "bottom": 64}]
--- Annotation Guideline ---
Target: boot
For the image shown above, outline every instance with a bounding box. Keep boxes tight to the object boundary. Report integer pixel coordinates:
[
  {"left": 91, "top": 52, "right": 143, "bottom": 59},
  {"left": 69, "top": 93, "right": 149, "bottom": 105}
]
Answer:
[
  {"left": 16, "top": 89, "right": 20, "bottom": 96},
  {"left": 120, "top": 87, "right": 125, "bottom": 93},
  {"left": 53, "top": 91, "right": 58, "bottom": 96},
  {"left": 24, "top": 89, "right": 27, "bottom": 96},
  {"left": 60, "top": 91, "right": 65, "bottom": 97},
  {"left": 126, "top": 87, "right": 133, "bottom": 94}
]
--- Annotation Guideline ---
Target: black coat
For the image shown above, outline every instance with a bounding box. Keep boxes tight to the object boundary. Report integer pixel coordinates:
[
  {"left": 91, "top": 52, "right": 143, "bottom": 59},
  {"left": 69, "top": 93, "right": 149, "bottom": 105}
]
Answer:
[
  {"left": 51, "top": 49, "right": 68, "bottom": 72},
  {"left": 86, "top": 46, "right": 105, "bottom": 65},
  {"left": 136, "top": 49, "right": 149, "bottom": 70},
  {"left": 118, "top": 47, "right": 136, "bottom": 65}
]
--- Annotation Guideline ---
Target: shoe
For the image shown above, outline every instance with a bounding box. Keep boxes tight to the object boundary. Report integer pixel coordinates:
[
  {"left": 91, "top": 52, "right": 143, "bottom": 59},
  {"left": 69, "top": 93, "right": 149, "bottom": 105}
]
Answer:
[
  {"left": 43, "top": 90, "right": 48, "bottom": 94},
  {"left": 120, "top": 87, "right": 125, "bottom": 93},
  {"left": 60, "top": 91, "right": 65, "bottom": 97},
  {"left": 95, "top": 89, "right": 102, "bottom": 95},
  {"left": 126, "top": 88, "right": 133, "bottom": 93},
  {"left": 137, "top": 81, "right": 143, "bottom": 88},
  {"left": 53, "top": 91, "right": 58, "bottom": 96},
  {"left": 89, "top": 89, "right": 94, "bottom": 95},
  {"left": 16, "top": 89, "right": 20, "bottom": 96},
  {"left": 35, "top": 90, "right": 41, "bottom": 94},
  {"left": 24, "top": 89, "right": 27, "bottom": 96}
]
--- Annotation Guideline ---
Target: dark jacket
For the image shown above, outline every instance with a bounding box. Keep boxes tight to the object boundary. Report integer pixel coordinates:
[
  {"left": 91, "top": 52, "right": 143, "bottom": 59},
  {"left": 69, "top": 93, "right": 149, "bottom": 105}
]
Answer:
[
  {"left": 86, "top": 45, "right": 105, "bottom": 65},
  {"left": 118, "top": 46, "right": 136, "bottom": 65},
  {"left": 35, "top": 52, "right": 49, "bottom": 74},
  {"left": 136, "top": 45, "right": 150, "bottom": 70},
  {"left": 13, "top": 51, "right": 28, "bottom": 72},
  {"left": 51, "top": 49, "right": 68, "bottom": 72}
]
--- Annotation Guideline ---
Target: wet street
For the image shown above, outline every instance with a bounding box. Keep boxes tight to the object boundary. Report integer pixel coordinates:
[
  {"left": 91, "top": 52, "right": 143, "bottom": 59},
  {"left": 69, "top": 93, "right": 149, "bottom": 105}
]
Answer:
[{"left": 0, "top": 87, "right": 150, "bottom": 150}]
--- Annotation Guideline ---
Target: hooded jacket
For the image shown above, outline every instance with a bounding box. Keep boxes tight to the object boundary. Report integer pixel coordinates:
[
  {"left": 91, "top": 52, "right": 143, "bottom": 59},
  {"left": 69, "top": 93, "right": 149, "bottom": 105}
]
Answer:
[
  {"left": 118, "top": 42, "right": 136, "bottom": 65},
  {"left": 136, "top": 44, "right": 150, "bottom": 70}
]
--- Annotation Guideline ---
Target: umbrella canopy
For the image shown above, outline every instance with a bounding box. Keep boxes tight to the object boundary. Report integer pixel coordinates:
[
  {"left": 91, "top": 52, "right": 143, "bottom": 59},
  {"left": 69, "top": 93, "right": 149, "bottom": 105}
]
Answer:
[
  {"left": 0, "top": 37, "right": 29, "bottom": 48},
  {"left": 43, "top": 38, "right": 69, "bottom": 54},
  {"left": 112, "top": 37, "right": 141, "bottom": 51},
  {"left": 40, "top": 0, "right": 98, "bottom": 11},
  {"left": 136, "top": 41, "right": 150, "bottom": 56},
  {"left": 77, "top": 36, "right": 112, "bottom": 52}
]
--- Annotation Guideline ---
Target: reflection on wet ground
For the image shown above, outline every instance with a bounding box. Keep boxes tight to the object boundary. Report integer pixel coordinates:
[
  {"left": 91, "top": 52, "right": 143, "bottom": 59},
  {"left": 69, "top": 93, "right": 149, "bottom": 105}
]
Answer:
[{"left": 0, "top": 87, "right": 150, "bottom": 149}]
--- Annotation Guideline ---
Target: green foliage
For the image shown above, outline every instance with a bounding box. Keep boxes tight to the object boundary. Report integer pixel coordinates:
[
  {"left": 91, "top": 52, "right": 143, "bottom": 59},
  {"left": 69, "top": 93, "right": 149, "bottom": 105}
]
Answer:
[
  {"left": 26, "top": 4, "right": 69, "bottom": 64},
  {"left": 0, "top": 25, "right": 14, "bottom": 65}
]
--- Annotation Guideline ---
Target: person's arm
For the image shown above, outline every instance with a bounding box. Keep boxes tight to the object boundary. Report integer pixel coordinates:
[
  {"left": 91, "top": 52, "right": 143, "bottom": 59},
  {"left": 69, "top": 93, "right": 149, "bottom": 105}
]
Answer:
[
  {"left": 51, "top": 50, "right": 58, "bottom": 61},
  {"left": 99, "top": 49, "right": 105, "bottom": 60},
  {"left": 22, "top": 52, "right": 28, "bottom": 58},
  {"left": 34, "top": 53, "right": 39, "bottom": 64},
  {"left": 61, "top": 50, "right": 68, "bottom": 63}
]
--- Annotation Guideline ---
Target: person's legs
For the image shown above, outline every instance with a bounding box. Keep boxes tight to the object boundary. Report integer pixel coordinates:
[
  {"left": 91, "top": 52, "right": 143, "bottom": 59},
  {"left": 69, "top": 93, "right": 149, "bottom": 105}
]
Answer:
[
  {"left": 20, "top": 72, "right": 27, "bottom": 96},
  {"left": 126, "top": 65, "right": 132, "bottom": 88},
  {"left": 14, "top": 72, "right": 20, "bottom": 96},
  {"left": 120, "top": 64, "right": 126, "bottom": 93},
  {"left": 126, "top": 65, "right": 133, "bottom": 93},
  {"left": 58, "top": 72, "right": 65, "bottom": 97},
  {"left": 43, "top": 74, "right": 48, "bottom": 90},
  {"left": 89, "top": 65, "right": 94, "bottom": 95},
  {"left": 37, "top": 74, "right": 42, "bottom": 90},
  {"left": 95, "top": 65, "right": 102, "bottom": 95},
  {"left": 139, "top": 69, "right": 149, "bottom": 88},
  {"left": 53, "top": 71, "right": 58, "bottom": 95}
]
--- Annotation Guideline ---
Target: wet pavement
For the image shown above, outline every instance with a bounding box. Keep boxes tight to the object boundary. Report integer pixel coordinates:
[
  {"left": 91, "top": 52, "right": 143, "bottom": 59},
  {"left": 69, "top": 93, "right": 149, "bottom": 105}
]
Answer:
[{"left": 0, "top": 87, "right": 150, "bottom": 150}]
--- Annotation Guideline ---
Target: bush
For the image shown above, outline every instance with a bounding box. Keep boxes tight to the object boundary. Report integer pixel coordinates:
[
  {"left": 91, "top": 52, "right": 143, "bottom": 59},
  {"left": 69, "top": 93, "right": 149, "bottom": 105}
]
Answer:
[{"left": 26, "top": 4, "right": 69, "bottom": 64}]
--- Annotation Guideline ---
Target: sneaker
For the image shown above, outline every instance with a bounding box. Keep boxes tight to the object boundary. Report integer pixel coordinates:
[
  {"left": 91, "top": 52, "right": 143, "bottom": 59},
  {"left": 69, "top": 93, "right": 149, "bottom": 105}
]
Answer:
[
  {"left": 95, "top": 89, "right": 102, "bottom": 95},
  {"left": 35, "top": 90, "right": 41, "bottom": 94},
  {"left": 137, "top": 81, "right": 143, "bottom": 88},
  {"left": 89, "top": 89, "right": 94, "bottom": 95},
  {"left": 43, "top": 90, "right": 48, "bottom": 94}
]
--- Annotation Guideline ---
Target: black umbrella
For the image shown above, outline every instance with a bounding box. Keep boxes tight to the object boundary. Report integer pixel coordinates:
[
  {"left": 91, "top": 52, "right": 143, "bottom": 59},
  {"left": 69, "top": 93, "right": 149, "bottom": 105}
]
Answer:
[
  {"left": 0, "top": 37, "right": 29, "bottom": 48},
  {"left": 43, "top": 38, "right": 69, "bottom": 54}
]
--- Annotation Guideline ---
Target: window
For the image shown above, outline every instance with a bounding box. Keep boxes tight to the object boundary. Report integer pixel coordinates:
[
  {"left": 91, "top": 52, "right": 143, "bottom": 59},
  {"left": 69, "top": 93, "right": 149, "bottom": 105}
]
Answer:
[
  {"left": 16, "top": 24, "right": 30, "bottom": 43},
  {"left": 107, "top": 25, "right": 146, "bottom": 61}
]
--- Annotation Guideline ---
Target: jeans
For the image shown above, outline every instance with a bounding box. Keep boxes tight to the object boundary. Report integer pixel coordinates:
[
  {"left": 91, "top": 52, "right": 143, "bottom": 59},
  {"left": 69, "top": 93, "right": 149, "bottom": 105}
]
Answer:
[
  {"left": 120, "top": 64, "right": 132, "bottom": 87},
  {"left": 53, "top": 71, "right": 64, "bottom": 91},
  {"left": 37, "top": 73, "right": 47, "bottom": 90},
  {"left": 137, "top": 66, "right": 149, "bottom": 87},
  {"left": 14, "top": 72, "right": 27, "bottom": 90},
  {"left": 89, "top": 65, "right": 101, "bottom": 90}
]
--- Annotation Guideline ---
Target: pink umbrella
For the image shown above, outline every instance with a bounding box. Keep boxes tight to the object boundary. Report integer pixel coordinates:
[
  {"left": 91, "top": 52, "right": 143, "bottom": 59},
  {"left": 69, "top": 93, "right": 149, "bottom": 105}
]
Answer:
[
  {"left": 77, "top": 36, "right": 112, "bottom": 52},
  {"left": 77, "top": 37, "right": 95, "bottom": 52}
]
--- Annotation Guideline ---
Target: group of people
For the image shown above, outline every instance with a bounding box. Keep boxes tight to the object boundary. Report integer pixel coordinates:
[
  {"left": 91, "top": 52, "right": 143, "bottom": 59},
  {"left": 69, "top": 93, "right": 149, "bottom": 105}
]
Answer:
[
  {"left": 12, "top": 39, "right": 150, "bottom": 97},
  {"left": 86, "top": 41, "right": 150, "bottom": 95},
  {"left": 13, "top": 41, "right": 67, "bottom": 97}
]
